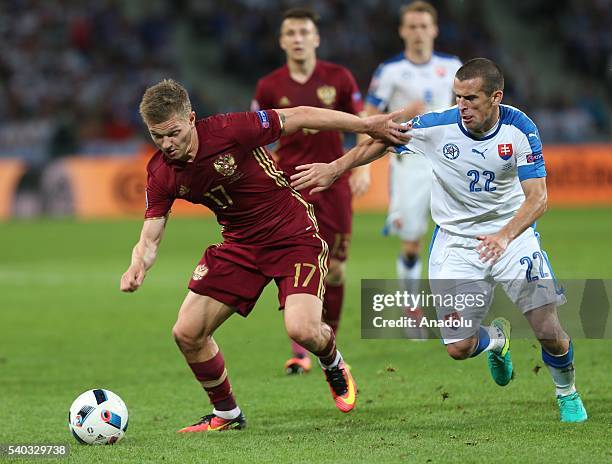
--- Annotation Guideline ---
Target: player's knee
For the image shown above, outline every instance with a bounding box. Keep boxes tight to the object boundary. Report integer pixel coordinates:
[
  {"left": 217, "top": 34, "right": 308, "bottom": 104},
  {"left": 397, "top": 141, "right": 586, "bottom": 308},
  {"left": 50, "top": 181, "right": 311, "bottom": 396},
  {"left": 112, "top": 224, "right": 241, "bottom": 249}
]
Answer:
[
  {"left": 401, "top": 252, "right": 419, "bottom": 268},
  {"left": 172, "top": 324, "right": 208, "bottom": 353},
  {"left": 539, "top": 338, "right": 569, "bottom": 356},
  {"left": 531, "top": 321, "right": 567, "bottom": 345},
  {"left": 446, "top": 340, "right": 474, "bottom": 360},
  {"left": 401, "top": 240, "right": 420, "bottom": 258},
  {"left": 286, "top": 320, "right": 320, "bottom": 346}
]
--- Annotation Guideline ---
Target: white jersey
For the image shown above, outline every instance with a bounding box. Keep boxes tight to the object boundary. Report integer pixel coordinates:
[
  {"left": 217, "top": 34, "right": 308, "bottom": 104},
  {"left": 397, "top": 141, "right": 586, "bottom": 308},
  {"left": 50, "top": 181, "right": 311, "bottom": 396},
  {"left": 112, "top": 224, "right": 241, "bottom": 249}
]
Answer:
[
  {"left": 366, "top": 52, "right": 462, "bottom": 113},
  {"left": 395, "top": 104, "right": 546, "bottom": 236},
  {"left": 367, "top": 52, "right": 462, "bottom": 242}
]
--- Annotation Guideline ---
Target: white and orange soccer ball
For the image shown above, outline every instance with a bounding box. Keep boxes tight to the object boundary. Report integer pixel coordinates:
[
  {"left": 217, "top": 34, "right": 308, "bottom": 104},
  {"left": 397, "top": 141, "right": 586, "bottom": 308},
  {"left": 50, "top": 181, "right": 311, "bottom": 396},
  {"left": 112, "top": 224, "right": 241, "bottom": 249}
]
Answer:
[{"left": 68, "top": 389, "right": 128, "bottom": 445}]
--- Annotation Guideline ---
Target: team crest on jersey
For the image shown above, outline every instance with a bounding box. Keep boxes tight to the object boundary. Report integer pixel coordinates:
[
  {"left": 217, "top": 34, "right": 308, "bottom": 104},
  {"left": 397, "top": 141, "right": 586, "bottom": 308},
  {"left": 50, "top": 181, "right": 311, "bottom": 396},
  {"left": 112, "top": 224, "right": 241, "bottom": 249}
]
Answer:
[
  {"left": 444, "top": 311, "right": 460, "bottom": 331},
  {"left": 214, "top": 154, "right": 237, "bottom": 177},
  {"left": 498, "top": 143, "right": 513, "bottom": 160},
  {"left": 435, "top": 66, "right": 447, "bottom": 77},
  {"left": 442, "top": 143, "right": 460, "bottom": 160},
  {"left": 192, "top": 264, "right": 208, "bottom": 280},
  {"left": 178, "top": 185, "right": 190, "bottom": 197},
  {"left": 317, "top": 86, "right": 336, "bottom": 106},
  {"left": 278, "top": 96, "right": 291, "bottom": 107}
]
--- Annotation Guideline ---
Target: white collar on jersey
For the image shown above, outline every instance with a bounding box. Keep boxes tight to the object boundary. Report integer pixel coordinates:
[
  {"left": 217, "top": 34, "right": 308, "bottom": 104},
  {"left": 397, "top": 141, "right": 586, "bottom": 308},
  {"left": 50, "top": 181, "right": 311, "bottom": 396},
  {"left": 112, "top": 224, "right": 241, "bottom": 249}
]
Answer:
[{"left": 459, "top": 115, "right": 501, "bottom": 139}]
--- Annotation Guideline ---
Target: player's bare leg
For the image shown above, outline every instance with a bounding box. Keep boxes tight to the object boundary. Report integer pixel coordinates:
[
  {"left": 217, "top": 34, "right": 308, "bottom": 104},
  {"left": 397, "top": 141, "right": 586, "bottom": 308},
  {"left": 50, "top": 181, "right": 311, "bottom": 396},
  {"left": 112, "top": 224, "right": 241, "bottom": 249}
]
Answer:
[
  {"left": 172, "top": 291, "right": 246, "bottom": 432},
  {"left": 445, "top": 319, "right": 513, "bottom": 386},
  {"left": 285, "top": 259, "right": 346, "bottom": 375},
  {"left": 445, "top": 336, "right": 478, "bottom": 360},
  {"left": 398, "top": 239, "right": 428, "bottom": 339},
  {"left": 525, "top": 303, "right": 587, "bottom": 422},
  {"left": 284, "top": 294, "right": 357, "bottom": 412}
]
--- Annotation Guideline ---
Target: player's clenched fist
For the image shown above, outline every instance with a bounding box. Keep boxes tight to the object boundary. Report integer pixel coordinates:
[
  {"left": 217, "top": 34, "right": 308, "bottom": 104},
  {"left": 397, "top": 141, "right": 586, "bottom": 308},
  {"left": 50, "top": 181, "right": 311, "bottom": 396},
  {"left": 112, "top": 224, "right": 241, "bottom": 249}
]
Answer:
[{"left": 120, "top": 263, "right": 146, "bottom": 292}]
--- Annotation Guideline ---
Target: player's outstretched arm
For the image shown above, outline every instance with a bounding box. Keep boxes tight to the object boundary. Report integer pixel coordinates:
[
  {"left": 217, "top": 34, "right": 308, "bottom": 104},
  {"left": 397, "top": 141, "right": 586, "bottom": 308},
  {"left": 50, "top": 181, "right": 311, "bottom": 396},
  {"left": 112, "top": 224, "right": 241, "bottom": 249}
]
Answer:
[
  {"left": 120, "top": 216, "right": 168, "bottom": 292},
  {"left": 349, "top": 110, "right": 376, "bottom": 198},
  {"left": 275, "top": 106, "right": 409, "bottom": 145},
  {"left": 291, "top": 137, "right": 391, "bottom": 194},
  {"left": 476, "top": 177, "right": 547, "bottom": 263}
]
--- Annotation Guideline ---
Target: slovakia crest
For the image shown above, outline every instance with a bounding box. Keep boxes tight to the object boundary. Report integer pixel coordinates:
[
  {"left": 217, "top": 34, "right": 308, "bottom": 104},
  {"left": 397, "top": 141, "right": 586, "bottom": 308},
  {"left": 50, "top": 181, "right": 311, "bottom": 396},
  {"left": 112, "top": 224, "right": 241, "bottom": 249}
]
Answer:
[
  {"left": 435, "top": 66, "right": 446, "bottom": 77},
  {"left": 442, "top": 143, "right": 460, "bottom": 160},
  {"left": 444, "top": 311, "right": 460, "bottom": 331},
  {"left": 214, "top": 154, "right": 237, "bottom": 177},
  {"left": 498, "top": 143, "right": 513, "bottom": 160}
]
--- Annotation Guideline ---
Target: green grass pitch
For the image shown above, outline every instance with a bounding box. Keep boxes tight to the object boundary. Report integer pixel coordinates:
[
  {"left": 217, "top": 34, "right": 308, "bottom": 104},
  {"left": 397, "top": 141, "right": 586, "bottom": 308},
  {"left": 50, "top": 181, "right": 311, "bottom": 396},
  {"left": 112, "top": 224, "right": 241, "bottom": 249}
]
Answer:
[{"left": 1, "top": 208, "right": 611, "bottom": 463}]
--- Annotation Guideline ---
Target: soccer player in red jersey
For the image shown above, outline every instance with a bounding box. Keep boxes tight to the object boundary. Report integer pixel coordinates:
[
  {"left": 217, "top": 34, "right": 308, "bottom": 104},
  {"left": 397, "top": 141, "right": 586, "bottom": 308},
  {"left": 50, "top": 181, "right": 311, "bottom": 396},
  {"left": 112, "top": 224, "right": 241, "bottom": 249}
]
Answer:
[
  {"left": 252, "top": 8, "right": 369, "bottom": 374},
  {"left": 119, "top": 79, "right": 407, "bottom": 431}
]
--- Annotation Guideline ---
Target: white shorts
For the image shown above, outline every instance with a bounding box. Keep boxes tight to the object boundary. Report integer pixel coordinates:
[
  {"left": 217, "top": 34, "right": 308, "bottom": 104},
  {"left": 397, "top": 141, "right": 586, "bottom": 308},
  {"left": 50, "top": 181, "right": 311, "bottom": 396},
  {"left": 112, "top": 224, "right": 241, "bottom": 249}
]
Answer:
[
  {"left": 385, "top": 153, "right": 432, "bottom": 242},
  {"left": 429, "top": 226, "right": 566, "bottom": 344}
]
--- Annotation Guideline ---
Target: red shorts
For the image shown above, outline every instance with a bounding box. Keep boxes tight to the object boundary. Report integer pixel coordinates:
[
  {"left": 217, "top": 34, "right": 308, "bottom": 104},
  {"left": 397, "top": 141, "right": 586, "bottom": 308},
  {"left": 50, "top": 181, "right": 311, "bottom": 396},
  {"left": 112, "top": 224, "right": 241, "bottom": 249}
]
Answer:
[
  {"left": 308, "top": 183, "right": 353, "bottom": 262},
  {"left": 188, "top": 235, "right": 328, "bottom": 317}
]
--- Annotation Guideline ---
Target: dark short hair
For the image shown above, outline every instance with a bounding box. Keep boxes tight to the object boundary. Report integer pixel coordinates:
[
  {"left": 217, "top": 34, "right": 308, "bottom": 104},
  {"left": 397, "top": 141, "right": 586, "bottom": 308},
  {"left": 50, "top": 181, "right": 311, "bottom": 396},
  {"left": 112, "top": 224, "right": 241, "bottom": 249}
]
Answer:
[
  {"left": 455, "top": 58, "right": 504, "bottom": 96},
  {"left": 400, "top": 1, "right": 438, "bottom": 25},
  {"left": 282, "top": 7, "right": 320, "bottom": 25}
]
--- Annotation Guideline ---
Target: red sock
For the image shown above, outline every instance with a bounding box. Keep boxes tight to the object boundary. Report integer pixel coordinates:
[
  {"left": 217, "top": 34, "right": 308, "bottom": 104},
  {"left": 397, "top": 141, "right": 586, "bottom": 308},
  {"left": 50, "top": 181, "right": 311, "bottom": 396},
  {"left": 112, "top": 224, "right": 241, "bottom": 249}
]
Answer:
[
  {"left": 188, "top": 351, "right": 237, "bottom": 411},
  {"left": 323, "top": 283, "right": 344, "bottom": 334},
  {"left": 312, "top": 328, "right": 337, "bottom": 367},
  {"left": 290, "top": 340, "right": 309, "bottom": 358}
]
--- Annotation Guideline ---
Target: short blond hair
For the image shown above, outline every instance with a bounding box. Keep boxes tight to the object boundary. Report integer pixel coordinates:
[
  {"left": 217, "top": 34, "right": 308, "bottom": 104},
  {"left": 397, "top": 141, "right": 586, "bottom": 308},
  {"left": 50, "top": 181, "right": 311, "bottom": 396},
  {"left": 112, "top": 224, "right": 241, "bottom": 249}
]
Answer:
[
  {"left": 139, "top": 78, "right": 192, "bottom": 125},
  {"left": 400, "top": 1, "right": 438, "bottom": 25}
]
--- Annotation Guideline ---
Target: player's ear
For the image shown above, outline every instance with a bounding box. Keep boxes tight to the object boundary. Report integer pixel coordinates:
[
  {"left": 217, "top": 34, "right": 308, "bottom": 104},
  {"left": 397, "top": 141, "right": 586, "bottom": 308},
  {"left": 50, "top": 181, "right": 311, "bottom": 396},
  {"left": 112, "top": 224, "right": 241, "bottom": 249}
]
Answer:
[
  {"left": 491, "top": 90, "right": 503, "bottom": 105},
  {"left": 313, "top": 31, "right": 320, "bottom": 49},
  {"left": 398, "top": 23, "right": 406, "bottom": 41},
  {"left": 189, "top": 111, "right": 196, "bottom": 126},
  {"left": 279, "top": 22, "right": 288, "bottom": 51}
]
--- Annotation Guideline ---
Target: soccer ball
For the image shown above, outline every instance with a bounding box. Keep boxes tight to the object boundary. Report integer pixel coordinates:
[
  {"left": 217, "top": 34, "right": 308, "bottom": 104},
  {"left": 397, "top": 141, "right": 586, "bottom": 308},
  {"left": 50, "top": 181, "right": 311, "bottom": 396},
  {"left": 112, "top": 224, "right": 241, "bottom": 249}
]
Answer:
[{"left": 68, "top": 389, "right": 129, "bottom": 445}]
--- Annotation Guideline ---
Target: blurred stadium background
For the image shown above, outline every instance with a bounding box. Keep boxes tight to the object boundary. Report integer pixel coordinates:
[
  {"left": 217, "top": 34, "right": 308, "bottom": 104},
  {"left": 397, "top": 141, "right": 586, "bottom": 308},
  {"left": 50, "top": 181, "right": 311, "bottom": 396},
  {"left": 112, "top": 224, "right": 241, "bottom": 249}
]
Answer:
[
  {"left": 1, "top": 0, "right": 610, "bottom": 217},
  {"left": 1, "top": 1, "right": 610, "bottom": 462}
]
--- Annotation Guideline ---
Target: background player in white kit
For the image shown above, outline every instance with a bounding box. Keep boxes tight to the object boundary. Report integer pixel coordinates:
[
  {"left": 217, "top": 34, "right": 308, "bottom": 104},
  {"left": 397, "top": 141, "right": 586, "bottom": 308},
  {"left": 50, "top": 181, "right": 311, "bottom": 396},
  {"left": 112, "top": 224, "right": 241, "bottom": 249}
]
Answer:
[
  {"left": 364, "top": 1, "right": 461, "bottom": 308},
  {"left": 291, "top": 58, "right": 588, "bottom": 423}
]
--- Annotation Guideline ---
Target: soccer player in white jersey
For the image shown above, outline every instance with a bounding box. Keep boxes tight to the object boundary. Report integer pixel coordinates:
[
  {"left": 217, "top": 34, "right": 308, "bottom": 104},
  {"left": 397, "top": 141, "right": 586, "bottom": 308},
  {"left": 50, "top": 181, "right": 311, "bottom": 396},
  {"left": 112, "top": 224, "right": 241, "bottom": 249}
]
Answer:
[
  {"left": 290, "top": 58, "right": 588, "bottom": 423},
  {"left": 364, "top": 1, "right": 461, "bottom": 322}
]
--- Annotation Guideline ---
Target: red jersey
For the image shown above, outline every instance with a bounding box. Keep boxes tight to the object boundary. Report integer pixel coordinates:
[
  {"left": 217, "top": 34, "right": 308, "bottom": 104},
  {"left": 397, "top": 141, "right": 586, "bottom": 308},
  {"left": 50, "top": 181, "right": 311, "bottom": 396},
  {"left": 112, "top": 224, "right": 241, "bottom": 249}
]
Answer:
[
  {"left": 145, "top": 110, "right": 318, "bottom": 245},
  {"left": 252, "top": 60, "right": 363, "bottom": 196}
]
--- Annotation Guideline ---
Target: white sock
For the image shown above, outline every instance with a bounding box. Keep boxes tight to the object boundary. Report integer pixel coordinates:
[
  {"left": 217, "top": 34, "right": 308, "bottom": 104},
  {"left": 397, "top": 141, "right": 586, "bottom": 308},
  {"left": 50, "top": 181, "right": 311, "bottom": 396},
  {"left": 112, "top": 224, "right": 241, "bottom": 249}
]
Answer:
[
  {"left": 396, "top": 256, "right": 422, "bottom": 296},
  {"left": 484, "top": 325, "right": 505, "bottom": 354},
  {"left": 546, "top": 362, "right": 576, "bottom": 397},
  {"left": 319, "top": 350, "right": 342, "bottom": 370},
  {"left": 213, "top": 406, "right": 241, "bottom": 420}
]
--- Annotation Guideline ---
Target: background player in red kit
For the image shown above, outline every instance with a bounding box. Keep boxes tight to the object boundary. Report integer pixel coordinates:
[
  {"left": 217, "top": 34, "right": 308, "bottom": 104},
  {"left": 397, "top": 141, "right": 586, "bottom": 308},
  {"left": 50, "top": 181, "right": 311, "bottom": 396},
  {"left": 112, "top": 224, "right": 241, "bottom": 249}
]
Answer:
[
  {"left": 120, "top": 79, "right": 407, "bottom": 431},
  {"left": 252, "top": 8, "right": 368, "bottom": 374}
]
